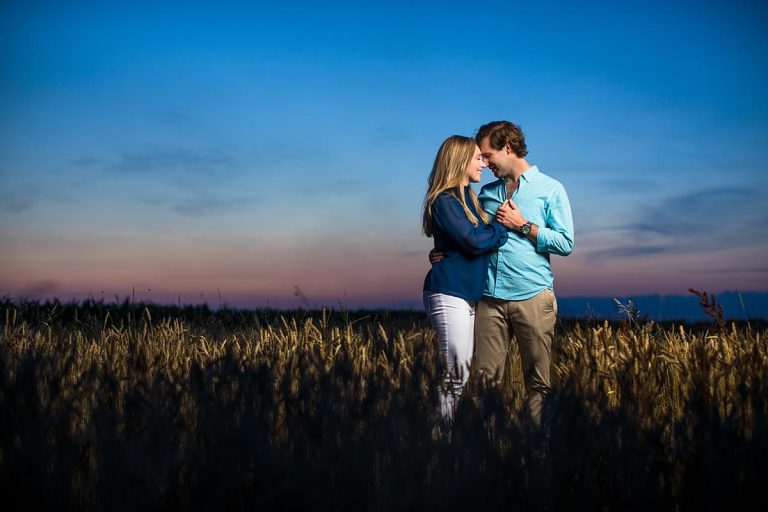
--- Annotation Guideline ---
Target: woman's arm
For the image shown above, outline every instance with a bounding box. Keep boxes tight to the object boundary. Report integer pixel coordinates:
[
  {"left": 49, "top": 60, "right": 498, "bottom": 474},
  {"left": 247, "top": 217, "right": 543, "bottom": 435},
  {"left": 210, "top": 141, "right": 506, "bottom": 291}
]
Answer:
[{"left": 433, "top": 193, "right": 508, "bottom": 257}]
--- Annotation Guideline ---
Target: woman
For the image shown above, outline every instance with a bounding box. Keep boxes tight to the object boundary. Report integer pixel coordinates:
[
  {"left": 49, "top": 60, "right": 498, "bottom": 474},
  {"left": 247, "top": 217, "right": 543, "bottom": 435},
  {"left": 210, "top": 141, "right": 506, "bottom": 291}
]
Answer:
[{"left": 422, "top": 135, "right": 509, "bottom": 421}]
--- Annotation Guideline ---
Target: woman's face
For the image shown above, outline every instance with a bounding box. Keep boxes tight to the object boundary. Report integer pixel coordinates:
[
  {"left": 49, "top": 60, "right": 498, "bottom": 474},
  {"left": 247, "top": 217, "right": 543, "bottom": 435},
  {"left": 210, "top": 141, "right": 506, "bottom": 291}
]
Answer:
[{"left": 464, "top": 145, "right": 485, "bottom": 184}]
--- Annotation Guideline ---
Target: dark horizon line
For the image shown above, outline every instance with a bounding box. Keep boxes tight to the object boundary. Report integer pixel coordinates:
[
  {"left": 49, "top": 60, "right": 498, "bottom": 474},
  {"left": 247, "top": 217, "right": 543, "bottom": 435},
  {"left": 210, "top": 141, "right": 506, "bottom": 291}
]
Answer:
[{"left": 3, "top": 289, "right": 768, "bottom": 310}]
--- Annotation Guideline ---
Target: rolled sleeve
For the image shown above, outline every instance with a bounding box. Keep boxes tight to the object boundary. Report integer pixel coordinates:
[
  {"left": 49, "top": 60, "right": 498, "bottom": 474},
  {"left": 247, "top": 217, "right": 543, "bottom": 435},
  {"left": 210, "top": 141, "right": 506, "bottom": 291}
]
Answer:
[{"left": 535, "top": 185, "right": 574, "bottom": 256}]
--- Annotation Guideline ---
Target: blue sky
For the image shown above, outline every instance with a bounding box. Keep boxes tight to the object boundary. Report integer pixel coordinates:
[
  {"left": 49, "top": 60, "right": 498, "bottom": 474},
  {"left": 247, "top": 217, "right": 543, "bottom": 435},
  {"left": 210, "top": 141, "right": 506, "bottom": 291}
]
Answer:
[{"left": 2, "top": 0, "right": 767, "bottom": 308}]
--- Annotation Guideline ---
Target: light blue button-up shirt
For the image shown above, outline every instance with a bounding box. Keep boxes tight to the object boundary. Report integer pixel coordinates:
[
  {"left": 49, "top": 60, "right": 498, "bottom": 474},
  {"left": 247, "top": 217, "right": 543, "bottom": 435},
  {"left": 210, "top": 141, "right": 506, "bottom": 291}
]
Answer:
[{"left": 478, "top": 165, "right": 574, "bottom": 300}]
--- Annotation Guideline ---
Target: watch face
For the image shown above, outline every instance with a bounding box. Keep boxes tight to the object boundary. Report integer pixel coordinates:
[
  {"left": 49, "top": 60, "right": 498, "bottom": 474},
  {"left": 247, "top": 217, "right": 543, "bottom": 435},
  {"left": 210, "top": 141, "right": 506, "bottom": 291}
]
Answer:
[{"left": 521, "top": 223, "right": 531, "bottom": 235}]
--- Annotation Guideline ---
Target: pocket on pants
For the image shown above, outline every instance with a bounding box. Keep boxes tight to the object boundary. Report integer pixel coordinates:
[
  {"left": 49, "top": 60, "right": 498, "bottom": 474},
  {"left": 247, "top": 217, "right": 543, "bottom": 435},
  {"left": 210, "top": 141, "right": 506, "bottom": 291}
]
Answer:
[{"left": 545, "top": 288, "right": 557, "bottom": 315}]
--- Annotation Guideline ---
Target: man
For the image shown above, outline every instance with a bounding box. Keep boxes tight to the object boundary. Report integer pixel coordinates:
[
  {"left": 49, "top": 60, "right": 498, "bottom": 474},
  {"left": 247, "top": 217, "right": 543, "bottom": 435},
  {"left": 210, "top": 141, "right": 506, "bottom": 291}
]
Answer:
[
  {"left": 475, "top": 120, "right": 574, "bottom": 435},
  {"left": 431, "top": 121, "right": 574, "bottom": 433}
]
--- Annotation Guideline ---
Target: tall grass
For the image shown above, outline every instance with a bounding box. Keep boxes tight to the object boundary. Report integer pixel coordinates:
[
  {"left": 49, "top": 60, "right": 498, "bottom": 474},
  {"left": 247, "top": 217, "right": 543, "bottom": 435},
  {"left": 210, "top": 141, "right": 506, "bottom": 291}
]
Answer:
[{"left": 1, "top": 298, "right": 766, "bottom": 510}]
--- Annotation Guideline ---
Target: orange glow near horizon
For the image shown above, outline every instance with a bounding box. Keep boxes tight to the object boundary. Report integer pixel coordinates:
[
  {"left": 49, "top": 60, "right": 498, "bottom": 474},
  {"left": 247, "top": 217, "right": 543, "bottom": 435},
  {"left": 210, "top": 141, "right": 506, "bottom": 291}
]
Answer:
[{"left": 3, "top": 238, "right": 767, "bottom": 309}]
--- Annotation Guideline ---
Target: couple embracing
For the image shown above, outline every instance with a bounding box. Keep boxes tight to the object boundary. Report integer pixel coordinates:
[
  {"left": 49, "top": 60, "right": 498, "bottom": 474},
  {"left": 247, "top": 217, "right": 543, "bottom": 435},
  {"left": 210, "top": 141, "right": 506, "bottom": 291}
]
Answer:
[{"left": 422, "top": 121, "right": 574, "bottom": 436}]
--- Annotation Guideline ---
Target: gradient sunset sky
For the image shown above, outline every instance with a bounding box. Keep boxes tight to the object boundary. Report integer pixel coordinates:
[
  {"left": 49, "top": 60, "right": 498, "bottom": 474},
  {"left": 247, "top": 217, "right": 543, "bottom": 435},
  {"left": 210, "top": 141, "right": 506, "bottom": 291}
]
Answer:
[{"left": 2, "top": 0, "right": 767, "bottom": 308}]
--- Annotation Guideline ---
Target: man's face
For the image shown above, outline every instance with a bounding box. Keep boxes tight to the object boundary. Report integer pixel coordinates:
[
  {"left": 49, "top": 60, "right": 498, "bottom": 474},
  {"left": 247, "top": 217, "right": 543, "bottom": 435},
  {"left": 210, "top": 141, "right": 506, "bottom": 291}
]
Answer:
[{"left": 478, "top": 136, "right": 514, "bottom": 178}]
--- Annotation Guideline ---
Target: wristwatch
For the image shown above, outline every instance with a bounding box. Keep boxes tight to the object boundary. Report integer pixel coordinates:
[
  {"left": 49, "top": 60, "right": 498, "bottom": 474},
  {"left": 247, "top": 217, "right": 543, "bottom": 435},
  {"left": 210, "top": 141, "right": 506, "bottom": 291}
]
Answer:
[{"left": 520, "top": 221, "right": 533, "bottom": 235}]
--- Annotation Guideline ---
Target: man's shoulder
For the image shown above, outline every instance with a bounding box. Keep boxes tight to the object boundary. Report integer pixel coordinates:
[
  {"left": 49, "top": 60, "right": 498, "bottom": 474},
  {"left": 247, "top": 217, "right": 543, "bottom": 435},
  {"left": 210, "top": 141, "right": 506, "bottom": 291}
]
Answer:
[{"left": 535, "top": 169, "right": 567, "bottom": 193}]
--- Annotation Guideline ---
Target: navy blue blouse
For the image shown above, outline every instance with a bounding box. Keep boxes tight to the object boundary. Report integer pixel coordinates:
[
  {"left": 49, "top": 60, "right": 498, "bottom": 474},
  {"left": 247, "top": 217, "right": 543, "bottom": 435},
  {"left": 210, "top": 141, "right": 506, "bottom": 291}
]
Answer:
[{"left": 423, "top": 188, "right": 509, "bottom": 302}]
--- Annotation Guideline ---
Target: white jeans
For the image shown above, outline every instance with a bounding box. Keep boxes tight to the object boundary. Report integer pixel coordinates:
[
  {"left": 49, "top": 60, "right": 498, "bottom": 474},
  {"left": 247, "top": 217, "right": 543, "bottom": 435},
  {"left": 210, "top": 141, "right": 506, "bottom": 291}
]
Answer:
[{"left": 423, "top": 291, "right": 476, "bottom": 421}]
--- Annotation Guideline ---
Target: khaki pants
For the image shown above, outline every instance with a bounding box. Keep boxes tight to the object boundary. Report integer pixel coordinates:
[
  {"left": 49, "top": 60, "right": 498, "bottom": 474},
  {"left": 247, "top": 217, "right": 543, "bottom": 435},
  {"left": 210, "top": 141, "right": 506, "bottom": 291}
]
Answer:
[{"left": 473, "top": 289, "right": 557, "bottom": 428}]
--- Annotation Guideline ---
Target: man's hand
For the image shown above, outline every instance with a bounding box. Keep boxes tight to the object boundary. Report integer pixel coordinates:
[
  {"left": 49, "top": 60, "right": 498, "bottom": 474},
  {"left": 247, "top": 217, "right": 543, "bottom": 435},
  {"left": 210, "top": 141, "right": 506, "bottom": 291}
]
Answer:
[
  {"left": 429, "top": 248, "right": 444, "bottom": 265},
  {"left": 496, "top": 199, "right": 527, "bottom": 231}
]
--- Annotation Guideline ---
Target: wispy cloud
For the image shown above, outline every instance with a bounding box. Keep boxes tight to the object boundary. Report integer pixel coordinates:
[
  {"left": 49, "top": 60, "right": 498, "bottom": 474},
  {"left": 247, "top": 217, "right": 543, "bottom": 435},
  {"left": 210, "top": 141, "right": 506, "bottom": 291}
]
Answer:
[
  {"left": 371, "top": 124, "right": 411, "bottom": 145},
  {"left": 588, "top": 245, "right": 674, "bottom": 259},
  {"left": 109, "top": 147, "right": 235, "bottom": 174},
  {"left": 250, "top": 142, "right": 330, "bottom": 166},
  {"left": 20, "top": 280, "right": 60, "bottom": 297},
  {"left": 294, "top": 178, "right": 367, "bottom": 198},
  {"left": 686, "top": 267, "right": 768, "bottom": 274},
  {"left": 0, "top": 183, "right": 73, "bottom": 214},
  {"left": 600, "top": 177, "right": 657, "bottom": 192},
  {"left": 70, "top": 157, "right": 101, "bottom": 168},
  {"left": 600, "top": 188, "right": 768, "bottom": 256},
  {"left": 588, "top": 186, "right": 768, "bottom": 259},
  {"left": 625, "top": 187, "right": 766, "bottom": 236},
  {"left": 171, "top": 194, "right": 253, "bottom": 217},
  {"left": 153, "top": 107, "right": 195, "bottom": 127},
  {"left": 1, "top": 199, "right": 34, "bottom": 213}
]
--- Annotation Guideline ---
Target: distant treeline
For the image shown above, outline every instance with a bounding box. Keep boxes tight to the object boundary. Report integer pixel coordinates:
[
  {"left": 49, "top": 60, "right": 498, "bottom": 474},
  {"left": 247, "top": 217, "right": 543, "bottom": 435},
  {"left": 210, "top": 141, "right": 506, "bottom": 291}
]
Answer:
[
  {"left": 557, "top": 291, "right": 768, "bottom": 323},
  {"left": 1, "top": 296, "right": 765, "bottom": 331}
]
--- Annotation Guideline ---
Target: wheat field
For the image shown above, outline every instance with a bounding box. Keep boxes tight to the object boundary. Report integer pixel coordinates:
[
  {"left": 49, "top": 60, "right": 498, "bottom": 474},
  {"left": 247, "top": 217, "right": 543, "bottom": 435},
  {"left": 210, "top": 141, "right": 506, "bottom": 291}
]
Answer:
[{"left": 1, "top": 298, "right": 766, "bottom": 510}]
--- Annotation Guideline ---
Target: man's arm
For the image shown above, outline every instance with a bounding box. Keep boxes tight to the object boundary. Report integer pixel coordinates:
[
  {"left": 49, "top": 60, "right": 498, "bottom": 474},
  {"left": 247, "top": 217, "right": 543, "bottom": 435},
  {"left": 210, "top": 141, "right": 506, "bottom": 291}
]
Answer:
[
  {"left": 428, "top": 248, "right": 443, "bottom": 265},
  {"left": 496, "top": 185, "right": 574, "bottom": 256},
  {"left": 536, "top": 184, "right": 574, "bottom": 256}
]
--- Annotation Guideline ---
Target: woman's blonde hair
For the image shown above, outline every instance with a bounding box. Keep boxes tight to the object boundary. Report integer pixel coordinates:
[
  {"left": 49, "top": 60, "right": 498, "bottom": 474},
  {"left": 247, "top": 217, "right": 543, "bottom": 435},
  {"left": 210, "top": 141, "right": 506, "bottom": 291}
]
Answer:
[{"left": 422, "top": 135, "right": 490, "bottom": 237}]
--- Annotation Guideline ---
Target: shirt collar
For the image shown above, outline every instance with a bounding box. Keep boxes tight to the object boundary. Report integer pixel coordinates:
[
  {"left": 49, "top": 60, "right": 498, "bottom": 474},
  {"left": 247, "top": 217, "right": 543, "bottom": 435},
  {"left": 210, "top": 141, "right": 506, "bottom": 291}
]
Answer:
[
  {"left": 500, "top": 165, "right": 540, "bottom": 186},
  {"left": 520, "top": 165, "right": 540, "bottom": 182}
]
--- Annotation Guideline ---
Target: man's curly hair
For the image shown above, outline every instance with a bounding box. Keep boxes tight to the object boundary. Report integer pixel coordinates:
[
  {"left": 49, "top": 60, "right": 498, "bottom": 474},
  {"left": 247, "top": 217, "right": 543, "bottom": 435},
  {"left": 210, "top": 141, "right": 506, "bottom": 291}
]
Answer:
[{"left": 475, "top": 121, "right": 528, "bottom": 158}]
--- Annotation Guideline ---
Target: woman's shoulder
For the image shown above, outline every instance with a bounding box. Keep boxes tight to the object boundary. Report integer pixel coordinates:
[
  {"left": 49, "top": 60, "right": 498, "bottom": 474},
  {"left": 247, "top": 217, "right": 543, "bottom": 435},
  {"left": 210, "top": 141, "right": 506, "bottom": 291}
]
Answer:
[
  {"left": 433, "top": 191, "right": 463, "bottom": 214},
  {"left": 435, "top": 191, "right": 460, "bottom": 205}
]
